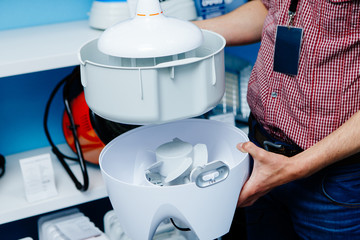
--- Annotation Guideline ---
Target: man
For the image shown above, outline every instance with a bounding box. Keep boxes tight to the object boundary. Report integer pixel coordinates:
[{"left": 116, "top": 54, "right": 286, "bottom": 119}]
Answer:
[{"left": 196, "top": 0, "right": 360, "bottom": 239}]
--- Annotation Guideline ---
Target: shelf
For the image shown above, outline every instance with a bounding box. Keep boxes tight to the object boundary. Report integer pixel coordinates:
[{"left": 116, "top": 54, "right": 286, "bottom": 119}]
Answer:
[
  {"left": 0, "top": 20, "right": 102, "bottom": 78},
  {"left": 0, "top": 144, "right": 107, "bottom": 224}
]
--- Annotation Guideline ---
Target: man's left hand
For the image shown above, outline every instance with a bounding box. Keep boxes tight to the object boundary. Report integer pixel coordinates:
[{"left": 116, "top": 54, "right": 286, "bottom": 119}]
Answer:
[{"left": 236, "top": 141, "right": 298, "bottom": 207}]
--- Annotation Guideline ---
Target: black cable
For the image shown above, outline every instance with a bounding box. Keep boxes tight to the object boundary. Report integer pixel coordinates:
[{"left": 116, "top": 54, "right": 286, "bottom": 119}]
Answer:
[
  {"left": 63, "top": 71, "right": 89, "bottom": 191},
  {"left": 43, "top": 71, "right": 78, "bottom": 161},
  {"left": 0, "top": 154, "right": 5, "bottom": 178},
  {"left": 170, "top": 218, "right": 191, "bottom": 232},
  {"left": 43, "top": 66, "right": 89, "bottom": 191}
]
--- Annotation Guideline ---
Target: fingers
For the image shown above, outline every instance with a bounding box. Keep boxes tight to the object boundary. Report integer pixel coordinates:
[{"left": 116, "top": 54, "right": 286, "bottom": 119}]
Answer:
[
  {"left": 236, "top": 142, "right": 250, "bottom": 153},
  {"left": 236, "top": 141, "right": 276, "bottom": 207},
  {"left": 236, "top": 181, "right": 255, "bottom": 207},
  {"left": 237, "top": 172, "right": 259, "bottom": 207},
  {"left": 237, "top": 141, "right": 258, "bottom": 153},
  {"left": 237, "top": 141, "right": 268, "bottom": 160},
  {"left": 237, "top": 182, "right": 271, "bottom": 207}
]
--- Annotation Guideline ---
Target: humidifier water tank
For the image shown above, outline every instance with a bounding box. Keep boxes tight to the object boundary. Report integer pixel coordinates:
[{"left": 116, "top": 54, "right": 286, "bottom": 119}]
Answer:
[{"left": 100, "top": 119, "right": 250, "bottom": 240}]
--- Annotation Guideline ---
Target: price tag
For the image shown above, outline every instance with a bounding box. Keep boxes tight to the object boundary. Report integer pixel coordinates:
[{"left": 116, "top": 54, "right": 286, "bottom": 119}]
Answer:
[{"left": 19, "top": 153, "right": 58, "bottom": 202}]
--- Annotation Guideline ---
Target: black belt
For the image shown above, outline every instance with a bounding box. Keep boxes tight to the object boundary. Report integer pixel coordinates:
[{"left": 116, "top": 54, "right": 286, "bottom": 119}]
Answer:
[
  {"left": 248, "top": 113, "right": 360, "bottom": 166},
  {"left": 248, "top": 113, "right": 302, "bottom": 157}
]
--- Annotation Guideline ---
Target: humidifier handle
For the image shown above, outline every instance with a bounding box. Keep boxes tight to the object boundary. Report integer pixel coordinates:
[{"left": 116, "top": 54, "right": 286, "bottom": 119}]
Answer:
[{"left": 190, "top": 160, "right": 229, "bottom": 188}]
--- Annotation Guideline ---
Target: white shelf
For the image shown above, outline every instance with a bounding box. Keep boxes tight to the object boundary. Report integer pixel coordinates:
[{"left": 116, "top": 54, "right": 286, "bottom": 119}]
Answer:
[
  {"left": 0, "top": 20, "right": 102, "bottom": 78},
  {"left": 0, "top": 144, "right": 107, "bottom": 224}
]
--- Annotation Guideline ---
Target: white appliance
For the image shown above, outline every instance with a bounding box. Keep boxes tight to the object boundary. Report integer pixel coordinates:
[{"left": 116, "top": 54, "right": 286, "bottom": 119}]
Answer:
[
  {"left": 79, "top": 29, "right": 225, "bottom": 125},
  {"left": 79, "top": 0, "right": 250, "bottom": 239},
  {"left": 89, "top": 0, "right": 198, "bottom": 30},
  {"left": 100, "top": 119, "right": 249, "bottom": 240},
  {"left": 80, "top": 0, "right": 225, "bottom": 125}
]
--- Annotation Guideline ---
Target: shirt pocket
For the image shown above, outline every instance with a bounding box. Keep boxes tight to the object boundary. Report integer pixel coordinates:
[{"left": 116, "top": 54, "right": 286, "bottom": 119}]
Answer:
[
  {"left": 320, "top": 0, "right": 360, "bottom": 37},
  {"left": 321, "top": 164, "right": 360, "bottom": 207}
]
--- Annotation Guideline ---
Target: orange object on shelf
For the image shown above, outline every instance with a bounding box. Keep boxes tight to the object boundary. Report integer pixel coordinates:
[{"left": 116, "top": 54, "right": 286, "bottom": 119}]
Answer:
[{"left": 62, "top": 91, "right": 104, "bottom": 164}]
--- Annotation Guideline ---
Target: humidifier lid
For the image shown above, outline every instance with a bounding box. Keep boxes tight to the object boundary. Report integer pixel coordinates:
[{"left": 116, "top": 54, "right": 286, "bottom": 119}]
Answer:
[{"left": 97, "top": 0, "right": 203, "bottom": 58}]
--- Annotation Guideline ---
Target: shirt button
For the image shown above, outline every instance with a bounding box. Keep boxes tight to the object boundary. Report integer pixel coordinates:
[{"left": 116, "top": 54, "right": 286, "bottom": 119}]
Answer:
[{"left": 271, "top": 92, "right": 278, "bottom": 98}]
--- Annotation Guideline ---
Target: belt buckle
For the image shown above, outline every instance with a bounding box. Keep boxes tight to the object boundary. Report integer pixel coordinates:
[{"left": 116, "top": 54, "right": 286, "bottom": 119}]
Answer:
[{"left": 263, "top": 140, "right": 284, "bottom": 152}]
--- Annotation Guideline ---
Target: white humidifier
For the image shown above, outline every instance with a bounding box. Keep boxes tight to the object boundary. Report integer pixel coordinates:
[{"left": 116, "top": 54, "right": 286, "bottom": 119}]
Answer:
[
  {"left": 79, "top": 0, "right": 250, "bottom": 239},
  {"left": 100, "top": 119, "right": 249, "bottom": 240}
]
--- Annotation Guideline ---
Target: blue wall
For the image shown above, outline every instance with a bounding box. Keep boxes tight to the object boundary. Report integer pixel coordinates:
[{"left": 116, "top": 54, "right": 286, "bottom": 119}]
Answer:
[
  {"left": 226, "top": 44, "right": 260, "bottom": 68},
  {"left": 0, "top": 1, "right": 92, "bottom": 155},
  {"left": 0, "top": 67, "right": 76, "bottom": 156},
  {"left": 0, "top": 0, "right": 93, "bottom": 31}
]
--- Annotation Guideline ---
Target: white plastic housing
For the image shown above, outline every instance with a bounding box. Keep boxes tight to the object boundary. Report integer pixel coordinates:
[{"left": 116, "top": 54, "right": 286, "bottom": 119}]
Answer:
[
  {"left": 127, "top": 0, "right": 198, "bottom": 21},
  {"left": 97, "top": 0, "right": 203, "bottom": 58},
  {"left": 79, "top": 30, "right": 226, "bottom": 125},
  {"left": 100, "top": 119, "right": 250, "bottom": 240}
]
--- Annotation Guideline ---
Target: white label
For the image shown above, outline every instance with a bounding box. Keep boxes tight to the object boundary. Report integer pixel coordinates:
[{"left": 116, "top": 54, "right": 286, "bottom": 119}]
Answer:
[{"left": 19, "top": 153, "right": 58, "bottom": 202}]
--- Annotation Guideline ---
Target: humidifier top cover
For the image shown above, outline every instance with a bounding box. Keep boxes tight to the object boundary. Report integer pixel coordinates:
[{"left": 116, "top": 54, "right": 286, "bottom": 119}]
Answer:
[{"left": 97, "top": 0, "right": 204, "bottom": 58}]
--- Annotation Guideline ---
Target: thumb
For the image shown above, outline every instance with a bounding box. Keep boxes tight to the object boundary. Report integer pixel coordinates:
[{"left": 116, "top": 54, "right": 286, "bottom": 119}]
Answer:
[{"left": 237, "top": 141, "right": 267, "bottom": 159}]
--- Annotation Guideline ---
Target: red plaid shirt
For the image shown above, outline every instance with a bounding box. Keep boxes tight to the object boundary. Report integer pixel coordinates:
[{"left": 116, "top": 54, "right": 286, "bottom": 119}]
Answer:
[{"left": 248, "top": 0, "right": 360, "bottom": 150}]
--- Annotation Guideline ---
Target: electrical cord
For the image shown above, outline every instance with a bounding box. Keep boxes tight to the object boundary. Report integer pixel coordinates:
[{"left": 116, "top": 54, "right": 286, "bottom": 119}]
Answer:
[
  {"left": 43, "top": 67, "right": 89, "bottom": 191},
  {"left": 0, "top": 154, "right": 5, "bottom": 178},
  {"left": 44, "top": 73, "right": 78, "bottom": 161},
  {"left": 170, "top": 218, "right": 191, "bottom": 232}
]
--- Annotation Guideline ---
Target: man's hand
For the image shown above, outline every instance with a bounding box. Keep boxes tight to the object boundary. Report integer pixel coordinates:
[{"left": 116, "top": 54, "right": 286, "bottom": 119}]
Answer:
[
  {"left": 236, "top": 142, "right": 299, "bottom": 207},
  {"left": 235, "top": 111, "right": 360, "bottom": 207}
]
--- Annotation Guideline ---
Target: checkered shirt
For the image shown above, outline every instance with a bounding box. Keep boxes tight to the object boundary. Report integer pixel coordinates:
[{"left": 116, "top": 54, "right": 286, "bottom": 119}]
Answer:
[{"left": 248, "top": 0, "right": 360, "bottom": 149}]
